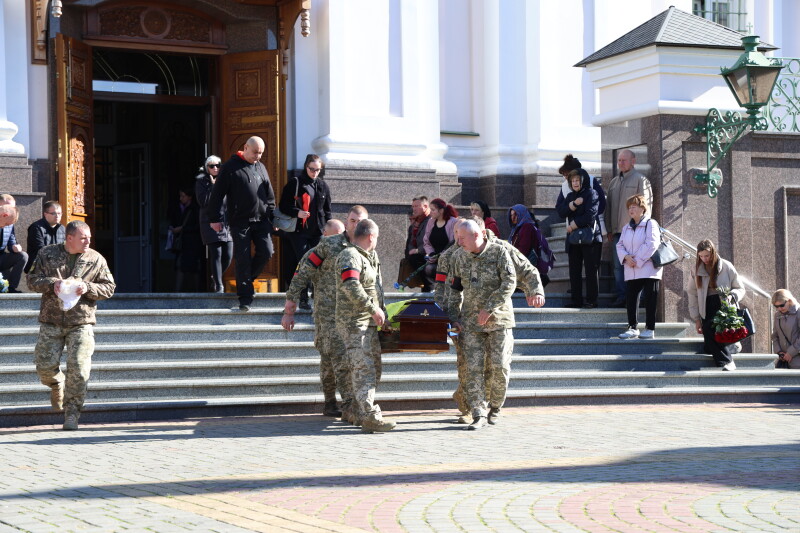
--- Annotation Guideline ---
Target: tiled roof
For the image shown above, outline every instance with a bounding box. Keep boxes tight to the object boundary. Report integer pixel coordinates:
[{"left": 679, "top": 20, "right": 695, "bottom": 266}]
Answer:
[{"left": 575, "top": 6, "right": 777, "bottom": 67}]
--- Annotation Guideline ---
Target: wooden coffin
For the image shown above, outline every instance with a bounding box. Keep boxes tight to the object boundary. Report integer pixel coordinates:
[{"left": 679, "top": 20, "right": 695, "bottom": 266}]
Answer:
[{"left": 380, "top": 298, "right": 451, "bottom": 353}]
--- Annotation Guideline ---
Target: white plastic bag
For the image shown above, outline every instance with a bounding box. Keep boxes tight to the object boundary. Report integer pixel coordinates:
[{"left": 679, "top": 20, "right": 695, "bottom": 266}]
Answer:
[{"left": 58, "top": 278, "right": 82, "bottom": 311}]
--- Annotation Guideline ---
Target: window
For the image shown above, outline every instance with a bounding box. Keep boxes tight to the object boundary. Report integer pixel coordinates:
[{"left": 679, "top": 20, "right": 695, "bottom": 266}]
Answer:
[{"left": 693, "top": 0, "right": 749, "bottom": 33}]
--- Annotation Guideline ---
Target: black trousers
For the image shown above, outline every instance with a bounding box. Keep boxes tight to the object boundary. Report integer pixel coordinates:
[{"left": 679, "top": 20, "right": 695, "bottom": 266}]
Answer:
[
  {"left": 625, "top": 278, "right": 659, "bottom": 330},
  {"left": 0, "top": 251, "right": 27, "bottom": 290},
  {"left": 283, "top": 231, "right": 321, "bottom": 296},
  {"left": 702, "top": 294, "right": 734, "bottom": 366},
  {"left": 567, "top": 244, "right": 599, "bottom": 305},
  {"left": 207, "top": 241, "right": 233, "bottom": 292},
  {"left": 231, "top": 220, "right": 274, "bottom": 306}
]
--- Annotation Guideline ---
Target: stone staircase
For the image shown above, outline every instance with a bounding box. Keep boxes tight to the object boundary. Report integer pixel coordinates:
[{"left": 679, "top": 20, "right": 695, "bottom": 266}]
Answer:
[{"left": 1, "top": 287, "right": 799, "bottom": 427}]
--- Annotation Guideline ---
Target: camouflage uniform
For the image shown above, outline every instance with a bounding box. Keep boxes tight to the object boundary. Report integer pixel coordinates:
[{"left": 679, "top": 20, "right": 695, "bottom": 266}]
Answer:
[
  {"left": 335, "top": 245, "right": 385, "bottom": 419},
  {"left": 487, "top": 232, "right": 545, "bottom": 300},
  {"left": 447, "top": 241, "right": 516, "bottom": 419},
  {"left": 27, "top": 244, "right": 116, "bottom": 412},
  {"left": 288, "top": 234, "right": 353, "bottom": 407},
  {"left": 434, "top": 243, "right": 468, "bottom": 415}
]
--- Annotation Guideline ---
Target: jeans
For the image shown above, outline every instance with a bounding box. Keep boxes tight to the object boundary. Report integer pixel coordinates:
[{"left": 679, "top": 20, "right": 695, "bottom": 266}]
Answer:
[{"left": 231, "top": 219, "right": 274, "bottom": 306}]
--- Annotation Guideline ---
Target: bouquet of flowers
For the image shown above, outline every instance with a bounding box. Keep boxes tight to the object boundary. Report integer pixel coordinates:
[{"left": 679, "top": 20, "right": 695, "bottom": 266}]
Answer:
[
  {"left": 711, "top": 287, "right": 748, "bottom": 344},
  {"left": 0, "top": 273, "right": 8, "bottom": 293}
]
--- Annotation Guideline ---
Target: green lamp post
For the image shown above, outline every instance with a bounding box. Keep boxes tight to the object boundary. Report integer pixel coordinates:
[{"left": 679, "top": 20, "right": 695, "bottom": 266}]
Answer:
[{"left": 693, "top": 36, "right": 784, "bottom": 198}]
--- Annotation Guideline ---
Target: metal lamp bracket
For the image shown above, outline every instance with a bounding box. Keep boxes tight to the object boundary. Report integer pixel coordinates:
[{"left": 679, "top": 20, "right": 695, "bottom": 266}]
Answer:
[{"left": 693, "top": 108, "right": 767, "bottom": 198}]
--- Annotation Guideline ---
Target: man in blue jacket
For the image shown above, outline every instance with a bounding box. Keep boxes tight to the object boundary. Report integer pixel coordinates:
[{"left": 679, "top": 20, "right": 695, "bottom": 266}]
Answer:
[{"left": 0, "top": 194, "right": 27, "bottom": 292}]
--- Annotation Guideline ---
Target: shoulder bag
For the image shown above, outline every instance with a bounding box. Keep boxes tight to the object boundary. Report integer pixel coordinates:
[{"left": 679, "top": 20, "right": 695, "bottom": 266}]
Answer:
[
  {"left": 649, "top": 222, "right": 680, "bottom": 267},
  {"left": 273, "top": 177, "right": 300, "bottom": 232},
  {"left": 567, "top": 220, "right": 596, "bottom": 246}
]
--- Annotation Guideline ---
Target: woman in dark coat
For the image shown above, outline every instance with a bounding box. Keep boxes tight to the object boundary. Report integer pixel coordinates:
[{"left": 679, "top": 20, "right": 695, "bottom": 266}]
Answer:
[
  {"left": 279, "top": 154, "right": 332, "bottom": 309},
  {"left": 171, "top": 185, "right": 204, "bottom": 292},
  {"left": 195, "top": 155, "right": 232, "bottom": 293},
  {"left": 556, "top": 169, "right": 601, "bottom": 308}
]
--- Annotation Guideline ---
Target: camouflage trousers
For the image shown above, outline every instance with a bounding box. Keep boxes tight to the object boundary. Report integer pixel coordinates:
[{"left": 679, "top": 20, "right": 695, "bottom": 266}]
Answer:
[
  {"left": 338, "top": 324, "right": 382, "bottom": 417},
  {"left": 34, "top": 323, "right": 95, "bottom": 411},
  {"left": 452, "top": 335, "right": 492, "bottom": 416},
  {"left": 315, "top": 319, "right": 353, "bottom": 405},
  {"left": 461, "top": 328, "right": 514, "bottom": 418}
]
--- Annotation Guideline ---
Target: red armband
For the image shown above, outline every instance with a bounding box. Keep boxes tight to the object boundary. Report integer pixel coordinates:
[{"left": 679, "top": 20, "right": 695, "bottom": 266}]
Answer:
[{"left": 341, "top": 268, "right": 360, "bottom": 281}]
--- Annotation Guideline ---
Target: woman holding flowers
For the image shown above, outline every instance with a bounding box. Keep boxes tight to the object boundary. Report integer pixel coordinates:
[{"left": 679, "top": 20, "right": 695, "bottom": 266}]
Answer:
[{"left": 686, "top": 239, "right": 745, "bottom": 370}]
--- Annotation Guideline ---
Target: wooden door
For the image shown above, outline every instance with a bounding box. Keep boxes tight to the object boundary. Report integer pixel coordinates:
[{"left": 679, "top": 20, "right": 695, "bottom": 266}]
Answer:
[
  {"left": 219, "top": 50, "right": 282, "bottom": 290},
  {"left": 55, "top": 34, "right": 94, "bottom": 227}
]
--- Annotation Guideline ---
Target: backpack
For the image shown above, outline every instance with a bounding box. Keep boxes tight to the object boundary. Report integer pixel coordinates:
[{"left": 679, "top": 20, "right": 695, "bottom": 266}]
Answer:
[{"left": 530, "top": 221, "right": 555, "bottom": 275}]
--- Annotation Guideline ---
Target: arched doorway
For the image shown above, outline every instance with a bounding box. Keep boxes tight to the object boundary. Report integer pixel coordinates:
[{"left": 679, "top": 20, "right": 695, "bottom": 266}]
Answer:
[{"left": 52, "top": 1, "right": 302, "bottom": 292}]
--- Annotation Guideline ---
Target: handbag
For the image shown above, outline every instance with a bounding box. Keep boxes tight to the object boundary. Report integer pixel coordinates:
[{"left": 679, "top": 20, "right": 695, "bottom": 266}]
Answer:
[
  {"left": 737, "top": 307, "right": 755, "bottom": 339},
  {"left": 649, "top": 223, "right": 680, "bottom": 267},
  {"left": 567, "top": 224, "right": 595, "bottom": 246},
  {"left": 273, "top": 178, "right": 300, "bottom": 232}
]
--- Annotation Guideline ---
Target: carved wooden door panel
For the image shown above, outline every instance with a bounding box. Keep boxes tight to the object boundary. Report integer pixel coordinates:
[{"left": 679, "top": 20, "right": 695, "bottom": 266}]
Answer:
[
  {"left": 55, "top": 34, "right": 94, "bottom": 226},
  {"left": 219, "top": 50, "right": 282, "bottom": 290}
]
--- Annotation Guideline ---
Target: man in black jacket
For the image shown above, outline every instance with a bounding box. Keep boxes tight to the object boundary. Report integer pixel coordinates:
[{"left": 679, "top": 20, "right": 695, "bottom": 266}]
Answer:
[
  {"left": 25, "top": 201, "right": 66, "bottom": 273},
  {"left": 207, "top": 136, "right": 276, "bottom": 311}
]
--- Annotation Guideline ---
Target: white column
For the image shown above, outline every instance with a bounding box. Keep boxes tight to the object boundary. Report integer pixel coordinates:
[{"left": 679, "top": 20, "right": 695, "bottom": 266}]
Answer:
[
  {"left": 303, "top": 0, "right": 454, "bottom": 173},
  {"left": 0, "top": 0, "right": 25, "bottom": 155}
]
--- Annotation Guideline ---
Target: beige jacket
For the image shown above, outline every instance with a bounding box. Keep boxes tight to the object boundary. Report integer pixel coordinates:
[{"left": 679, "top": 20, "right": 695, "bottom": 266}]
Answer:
[
  {"left": 686, "top": 258, "right": 745, "bottom": 320},
  {"left": 606, "top": 168, "right": 653, "bottom": 235},
  {"left": 772, "top": 304, "right": 800, "bottom": 357}
]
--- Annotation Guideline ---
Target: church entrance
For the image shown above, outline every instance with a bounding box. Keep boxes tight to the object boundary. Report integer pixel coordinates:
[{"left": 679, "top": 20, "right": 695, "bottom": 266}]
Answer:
[{"left": 91, "top": 48, "right": 212, "bottom": 292}]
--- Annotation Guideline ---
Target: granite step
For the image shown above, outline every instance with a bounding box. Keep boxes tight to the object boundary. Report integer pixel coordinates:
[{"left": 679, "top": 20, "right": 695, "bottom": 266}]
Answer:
[
  {"left": 0, "top": 354, "right": 779, "bottom": 386},
  {"left": 1, "top": 369, "right": 797, "bottom": 406},
  {"left": 0, "top": 321, "right": 692, "bottom": 345}
]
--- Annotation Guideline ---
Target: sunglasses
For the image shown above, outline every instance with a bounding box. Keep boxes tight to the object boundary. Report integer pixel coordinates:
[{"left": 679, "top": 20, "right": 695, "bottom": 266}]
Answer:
[
  {"left": 774, "top": 302, "right": 788, "bottom": 309},
  {"left": 208, "top": 164, "right": 220, "bottom": 169}
]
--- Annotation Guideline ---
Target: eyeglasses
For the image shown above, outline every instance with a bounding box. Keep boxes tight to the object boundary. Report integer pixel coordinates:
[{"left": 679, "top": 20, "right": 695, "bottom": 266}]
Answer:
[
  {"left": 307, "top": 166, "right": 322, "bottom": 173},
  {"left": 774, "top": 302, "right": 789, "bottom": 309},
  {"left": 208, "top": 164, "right": 220, "bottom": 169},
  {"left": 45, "top": 211, "right": 61, "bottom": 216}
]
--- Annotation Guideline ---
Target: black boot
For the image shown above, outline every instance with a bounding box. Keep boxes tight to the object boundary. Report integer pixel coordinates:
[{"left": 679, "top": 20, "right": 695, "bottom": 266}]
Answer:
[{"left": 323, "top": 400, "right": 342, "bottom": 417}]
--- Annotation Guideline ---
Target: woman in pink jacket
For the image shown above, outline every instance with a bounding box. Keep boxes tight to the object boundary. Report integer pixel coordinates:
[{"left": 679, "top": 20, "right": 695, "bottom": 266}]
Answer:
[{"left": 616, "top": 194, "right": 663, "bottom": 339}]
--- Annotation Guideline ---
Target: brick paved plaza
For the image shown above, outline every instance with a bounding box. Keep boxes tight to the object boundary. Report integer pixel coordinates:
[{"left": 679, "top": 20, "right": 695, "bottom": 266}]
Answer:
[{"left": 0, "top": 403, "right": 798, "bottom": 532}]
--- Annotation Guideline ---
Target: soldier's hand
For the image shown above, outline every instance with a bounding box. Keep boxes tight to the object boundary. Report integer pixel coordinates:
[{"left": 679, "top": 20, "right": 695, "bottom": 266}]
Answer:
[
  {"left": 75, "top": 281, "right": 88, "bottom": 296},
  {"left": 210, "top": 222, "right": 223, "bottom": 232},
  {"left": 527, "top": 294, "right": 545, "bottom": 308},
  {"left": 477, "top": 309, "right": 491, "bottom": 325},
  {"left": 451, "top": 321, "right": 463, "bottom": 334},
  {"left": 54, "top": 280, "right": 62, "bottom": 295},
  {"left": 284, "top": 300, "right": 297, "bottom": 315},
  {"left": 372, "top": 309, "right": 386, "bottom": 327},
  {"left": 281, "top": 313, "right": 295, "bottom": 331}
]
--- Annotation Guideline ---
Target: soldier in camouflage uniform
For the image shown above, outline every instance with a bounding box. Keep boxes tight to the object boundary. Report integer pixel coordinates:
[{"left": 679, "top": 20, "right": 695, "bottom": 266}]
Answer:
[
  {"left": 26, "top": 221, "right": 116, "bottom": 430},
  {"left": 447, "top": 219, "right": 516, "bottom": 430},
  {"left": 335, "top": 219, "right": 395, "bottom": 433},
  {"left": 282, "top": 218, "right": 348, "bottom": 417},
  {"left": 282, "top": 207, "right": 368, "bottom": 421}
]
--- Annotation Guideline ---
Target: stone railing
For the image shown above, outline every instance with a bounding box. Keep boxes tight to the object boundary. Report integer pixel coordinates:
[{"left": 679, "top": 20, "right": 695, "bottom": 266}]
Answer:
[{"left": 764, "top": 57, "right": 800, "bottom": 133}]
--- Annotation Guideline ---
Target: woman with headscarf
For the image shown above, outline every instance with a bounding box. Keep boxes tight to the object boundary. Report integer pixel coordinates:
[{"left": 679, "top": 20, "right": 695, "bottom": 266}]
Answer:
[
  {"left": 470, "top": 201, "right": 501, "bottom": 238},
  {"left": 555, "top": 169, "right": 601, "bottom": 308}
]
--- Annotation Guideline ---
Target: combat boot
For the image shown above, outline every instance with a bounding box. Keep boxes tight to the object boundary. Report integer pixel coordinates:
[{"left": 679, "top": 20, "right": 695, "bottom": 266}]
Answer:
[
  {"left": 323, "top": 400, "right": 342, "bottom": 417},
  {"left": 487, "top": 408, "right": 501, "bottom": 425},
  {"left": 467, "top": 416, "right": 487, "bottom": 430},
  {"left": 50, "top": 382, "right": 64, "bottom": 411},
  {"left": 360, "top": 413, "right": 396, "bottom": 433},
  {"left": 63, "top": 408, "right": 80, "bottom": 431},
  {"left": 456, "top": 414, "right": 470, "bottom": 424}
]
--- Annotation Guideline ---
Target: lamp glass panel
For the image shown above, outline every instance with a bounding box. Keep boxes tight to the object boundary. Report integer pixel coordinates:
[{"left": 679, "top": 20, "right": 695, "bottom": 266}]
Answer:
[
  {"left": 750, "top": 67, "right": 781, "bottom": 105},
  {"left": 724, "top": 67, "right": 750, "bottom": 106}
]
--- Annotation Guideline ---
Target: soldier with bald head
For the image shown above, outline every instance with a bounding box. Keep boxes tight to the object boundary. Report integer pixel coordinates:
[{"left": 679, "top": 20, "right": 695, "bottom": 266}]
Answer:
[
  {"left": 606, "top": 149, "right": 652, "bottom": 307},
  {"left": 207, "top": 136, "right": 276, "bottom": 311}
]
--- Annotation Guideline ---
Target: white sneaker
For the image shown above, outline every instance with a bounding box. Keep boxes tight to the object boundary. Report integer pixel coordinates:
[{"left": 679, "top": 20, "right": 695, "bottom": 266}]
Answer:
[
  {"left": 619, "top": 328, "right": 639, "bottom": 339},
  {"left": 639, "top": 329, "right": 655, "bottom": 339},
  {"left": 722, "top": 362, "right": 737, "bottom": 371}
]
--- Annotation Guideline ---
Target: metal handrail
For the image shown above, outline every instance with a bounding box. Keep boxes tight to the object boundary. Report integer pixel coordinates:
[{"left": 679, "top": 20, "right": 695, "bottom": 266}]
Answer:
[{"left": 662, "top": 228, "right": 773, "bottom": 345}]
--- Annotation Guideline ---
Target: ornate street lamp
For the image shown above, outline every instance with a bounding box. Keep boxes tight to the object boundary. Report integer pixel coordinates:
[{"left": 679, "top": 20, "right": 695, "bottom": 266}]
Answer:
[{"left": 693, "top": 36, "right": 784, "bottom": 198}]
